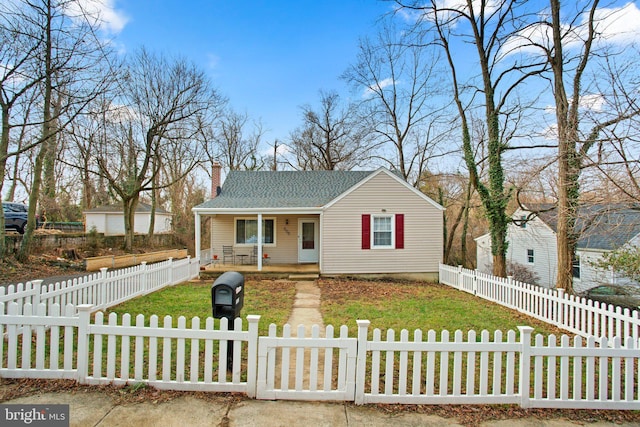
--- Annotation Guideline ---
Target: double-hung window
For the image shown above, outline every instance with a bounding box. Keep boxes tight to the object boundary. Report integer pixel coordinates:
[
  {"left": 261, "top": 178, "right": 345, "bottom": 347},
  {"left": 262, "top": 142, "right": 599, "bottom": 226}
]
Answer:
[
  {"left": 372, "top": 215, "right": 393, "bottom": 248},
  {"left": 572, "top": 255, "right": 581, "bottom": 279},
  {"left": 235, "top": 218, "right": 275, "bottom": 245},
  {"left": 362, "top": 213, "right": 404, "bottom": 250},
  {"left": 527, "top": 249, "right": 534, "bottom": 264}
]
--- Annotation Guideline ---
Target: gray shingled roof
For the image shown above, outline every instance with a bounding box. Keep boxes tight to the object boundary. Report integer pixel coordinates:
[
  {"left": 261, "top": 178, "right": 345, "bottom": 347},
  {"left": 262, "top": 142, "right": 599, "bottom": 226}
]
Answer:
[
  {"left": 195, "top": 170, "right": 375, "bottom": 209},
  {"left": 524, "top": 203, "right": 640, "bottom": 251}
]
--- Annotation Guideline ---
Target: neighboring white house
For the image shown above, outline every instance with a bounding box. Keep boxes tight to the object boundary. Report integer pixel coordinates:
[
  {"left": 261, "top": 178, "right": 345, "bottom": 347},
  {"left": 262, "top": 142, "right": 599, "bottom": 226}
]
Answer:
[
  {"left": 476, "top": 204, "right": 640, "bottom": 293},
  {"left": 84, "top": 203, "right": 172, "bottom": 236}
]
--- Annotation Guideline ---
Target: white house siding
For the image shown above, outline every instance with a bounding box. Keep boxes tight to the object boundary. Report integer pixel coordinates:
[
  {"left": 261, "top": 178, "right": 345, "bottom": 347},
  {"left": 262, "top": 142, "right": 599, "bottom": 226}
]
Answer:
[
  {"left": 85, "top": 212, "right": 171, "bottom": 235},
  {"left": 210, "top": 214, "right": 313, "bottom": 264},
  {"left": 475, "top": 234, "right": 492, "bottom": 273},
  {"left": 476, "top": 213, "right": 558, "bottom": 289},
  {"left": 574, "top": 250, "right": 610, "bottom": 294},
  {"left": 321, "top": 172, "right": 442, "bottom": 275},
  {"left": 505, "top": 216, "right": 558, "bottom": 289},
  {"left": 476, "top": 209, "right": 640, "bottom": 292},
  {"left": 85, "top": 213, "right": 107, "bottom": 234}
]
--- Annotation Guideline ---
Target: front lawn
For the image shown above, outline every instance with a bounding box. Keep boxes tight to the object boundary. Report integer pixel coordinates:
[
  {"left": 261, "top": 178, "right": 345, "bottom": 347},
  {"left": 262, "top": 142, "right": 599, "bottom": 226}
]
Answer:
[
  {"left": 106, "top": 277, "right": 563, "bottom": 336},
  {"left": 106, "top": 279, "right": 297, "bottom": 334},
  {"left": 318, "top": 278, "right": 563, "bottom": 336}
]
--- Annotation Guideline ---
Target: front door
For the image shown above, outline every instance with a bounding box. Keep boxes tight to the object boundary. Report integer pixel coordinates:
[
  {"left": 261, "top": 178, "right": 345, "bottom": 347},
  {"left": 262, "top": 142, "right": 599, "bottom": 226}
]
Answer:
[{"left": 298, "top": 219, "right": 319, "bottom": 263}]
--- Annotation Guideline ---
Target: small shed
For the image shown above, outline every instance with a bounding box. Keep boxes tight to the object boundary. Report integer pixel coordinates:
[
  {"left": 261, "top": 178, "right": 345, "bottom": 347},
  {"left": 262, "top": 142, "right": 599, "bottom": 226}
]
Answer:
[{"left": 84, "top": 203, "right": 172, "bottom": 235}]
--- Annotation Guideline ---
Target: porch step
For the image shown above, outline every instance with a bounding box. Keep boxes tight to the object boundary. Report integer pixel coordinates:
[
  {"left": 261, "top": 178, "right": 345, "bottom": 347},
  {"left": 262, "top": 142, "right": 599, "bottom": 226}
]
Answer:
[{"left": 288, "top": 274, "right": 320, "bottom": 281}]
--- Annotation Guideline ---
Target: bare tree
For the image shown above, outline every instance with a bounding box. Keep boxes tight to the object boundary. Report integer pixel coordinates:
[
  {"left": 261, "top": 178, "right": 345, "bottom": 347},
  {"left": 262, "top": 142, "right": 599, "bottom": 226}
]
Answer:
[
  {"left": 343, "top": 20, "right": 451, "bottom": 186},
  {"left": 542, "top": 0, "right": 640, "bottom": 292},
  {"left": 288, "top": 90, "right": 372, "bottom": 170},
  {"left": 94, "top": 48, "right": 224, "bottom": 250},
  {"left": 396, "top": 0, "right": 547, "bottom": 277},
  {"left": 0, "top": 0, "right": 117, "bottom": 260},
  {"left": 211, "top": 109, "right": 264, "bottom": 171}
]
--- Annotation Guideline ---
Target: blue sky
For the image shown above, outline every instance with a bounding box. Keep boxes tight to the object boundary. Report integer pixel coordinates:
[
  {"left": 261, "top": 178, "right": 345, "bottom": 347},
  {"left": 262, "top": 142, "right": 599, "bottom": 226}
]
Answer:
[
  {"left": 112, "top": 1, "right": 392, "bottom": 146},
  {"left": 93, "top": 0, "right": 640, "bottom": 165}
]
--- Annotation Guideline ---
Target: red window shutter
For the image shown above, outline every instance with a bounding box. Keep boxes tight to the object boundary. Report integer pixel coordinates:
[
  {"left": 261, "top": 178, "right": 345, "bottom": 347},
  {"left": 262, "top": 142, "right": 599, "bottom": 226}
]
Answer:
[
  {"left": 395, "top": 214, "right": 404, "bottom": 249},
  {"left": 362, "top": 214, "right": 371, "bottom": 250}
]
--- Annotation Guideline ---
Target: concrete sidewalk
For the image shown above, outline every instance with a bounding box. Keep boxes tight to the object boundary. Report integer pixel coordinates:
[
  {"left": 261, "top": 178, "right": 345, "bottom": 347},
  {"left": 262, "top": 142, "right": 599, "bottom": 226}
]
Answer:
[
  {"left": 3, "top": 391, "right": 460, "bottom": 426},
  {"left": 3, "top": 389, "right": 640, "bottom": 427}
]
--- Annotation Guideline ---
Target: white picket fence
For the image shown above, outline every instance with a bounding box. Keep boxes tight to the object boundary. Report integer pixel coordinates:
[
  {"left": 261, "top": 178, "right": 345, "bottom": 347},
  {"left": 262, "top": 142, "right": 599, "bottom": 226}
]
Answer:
[
  {"left": 0, "top": 256, "right": 200, "bottom": 316},
  {"left": 1, "top": 303, "right": 639, "bottom": 409},
  {"left": 439, "top": 264, "right": 640, "bottom": 341}
]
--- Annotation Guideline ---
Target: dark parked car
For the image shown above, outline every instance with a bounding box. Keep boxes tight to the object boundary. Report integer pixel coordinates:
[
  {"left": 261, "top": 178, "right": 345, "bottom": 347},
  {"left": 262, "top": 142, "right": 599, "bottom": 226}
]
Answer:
[
  {"left": 585, "top": 285, "right": 640, "bottom": 311},
  {"left": 2, "top": 202, "right": 28, "bottom": 234}
]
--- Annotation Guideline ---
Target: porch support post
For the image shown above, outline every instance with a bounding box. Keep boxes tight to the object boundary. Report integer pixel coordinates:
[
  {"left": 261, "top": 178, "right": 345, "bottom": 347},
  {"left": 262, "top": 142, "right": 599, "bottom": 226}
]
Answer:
[
  {"left": 257, "top": 213, "right": 263, "bottom": 271},
  {"left": 194, "top": 212, "right": 201, "bottom": 262}
]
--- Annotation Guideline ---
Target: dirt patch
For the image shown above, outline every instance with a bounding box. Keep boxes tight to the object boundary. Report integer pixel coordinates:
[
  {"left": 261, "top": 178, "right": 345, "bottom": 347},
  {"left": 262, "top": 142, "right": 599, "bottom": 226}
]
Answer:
[{"left": 0, "top": 245, "right": 168, "bottom": 286}]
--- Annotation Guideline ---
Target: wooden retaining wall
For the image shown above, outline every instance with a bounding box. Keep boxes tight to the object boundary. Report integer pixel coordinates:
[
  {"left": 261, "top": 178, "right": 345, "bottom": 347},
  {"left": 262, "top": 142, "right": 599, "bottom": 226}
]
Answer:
[{"left": 85, "top": 249, "right": 188, "bottom": 271}]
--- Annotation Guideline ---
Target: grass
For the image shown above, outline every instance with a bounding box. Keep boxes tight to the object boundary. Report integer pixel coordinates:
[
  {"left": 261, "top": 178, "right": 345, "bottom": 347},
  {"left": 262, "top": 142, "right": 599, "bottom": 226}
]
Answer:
[
  {"left": 318, "top": 279, "right": 563, "bottom": 336},
  {"left": 104, "top": 277, "right": 564, "bottom": 337},
  {"left": 106, "top": 279, "right": 297, "bottom": 335}
]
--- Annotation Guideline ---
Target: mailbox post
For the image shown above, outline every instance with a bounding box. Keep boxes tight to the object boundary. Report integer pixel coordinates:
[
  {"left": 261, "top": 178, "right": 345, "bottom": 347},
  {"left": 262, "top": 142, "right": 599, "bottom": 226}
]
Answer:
[{"left": 211, "top": 271, "right": 244, "bottom": 370}]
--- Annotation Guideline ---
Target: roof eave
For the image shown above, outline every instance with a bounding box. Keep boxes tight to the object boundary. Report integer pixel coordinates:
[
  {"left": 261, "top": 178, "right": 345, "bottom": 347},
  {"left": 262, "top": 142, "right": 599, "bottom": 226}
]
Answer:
[{"left": 192, "top": 206, "right": 323, "bottom": 215}]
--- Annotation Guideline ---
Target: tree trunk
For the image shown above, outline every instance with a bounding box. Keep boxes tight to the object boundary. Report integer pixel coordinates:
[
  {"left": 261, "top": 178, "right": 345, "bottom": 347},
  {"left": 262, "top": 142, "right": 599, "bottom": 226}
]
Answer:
[
  {"left": 17, "top": 144, "right": 46, "bottom": 262},
  {"left": 460, "top": 180, "right": 472, "bottom": 268},
  {"left": 0, "top": 104, "right": 10, "bottom": 258},
  {"left": 18, "top": 1, "right": 53, "bottom": 262},
  {"left": 123, "top": 196, "right": 138, "bottom": 251}
]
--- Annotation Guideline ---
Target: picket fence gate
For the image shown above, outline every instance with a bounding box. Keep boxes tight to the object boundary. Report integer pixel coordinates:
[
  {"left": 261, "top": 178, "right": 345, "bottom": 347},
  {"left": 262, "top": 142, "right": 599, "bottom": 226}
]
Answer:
[{"left": 1, "top": 302, "right": 639, "bottom": 409}]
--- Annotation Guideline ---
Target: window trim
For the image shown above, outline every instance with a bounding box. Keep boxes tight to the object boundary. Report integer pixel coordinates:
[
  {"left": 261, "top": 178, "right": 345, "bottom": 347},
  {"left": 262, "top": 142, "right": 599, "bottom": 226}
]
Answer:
[
  {"left": 527, "top": 248, "right": 534, "bottom": 264},
  {"left": 572, "top": 255, "right": 581, "bottom": 280},
  {"left": 234, "top": 217, "right": 277, "bottom": 246},
  {"left": 371, "top": 214, "right": 395, "bottom": 249}
]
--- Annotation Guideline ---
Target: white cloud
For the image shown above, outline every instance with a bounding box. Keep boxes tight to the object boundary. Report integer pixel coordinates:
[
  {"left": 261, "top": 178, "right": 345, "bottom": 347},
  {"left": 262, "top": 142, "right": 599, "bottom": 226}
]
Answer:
[
  {"left": 502, "top": 2, "right": 640, "bottom": 57},
  {"left": 592, "top": 2, "right": 640, "bottom": 44},
  {"left": 65, "top": 0, "right": 129, "bottom": 34},
  {"left": 363, "top": 77, "right": 396, "bottom": 97},
  {"left": 579, "top": 93, "right": 605, "bottom": 112}
]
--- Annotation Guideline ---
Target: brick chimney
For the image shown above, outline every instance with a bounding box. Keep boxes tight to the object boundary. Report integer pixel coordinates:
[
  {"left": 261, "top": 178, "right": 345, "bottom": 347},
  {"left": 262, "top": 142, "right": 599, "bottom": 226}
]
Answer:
[{"left": 211, "top": 161, "right": 222, "bottom": 199}]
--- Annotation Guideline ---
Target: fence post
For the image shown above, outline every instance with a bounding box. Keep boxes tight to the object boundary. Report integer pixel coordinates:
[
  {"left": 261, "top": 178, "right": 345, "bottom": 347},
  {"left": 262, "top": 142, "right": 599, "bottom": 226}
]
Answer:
[
  {"left": 140, "top": 261, "right": 148, "bottom": 293},
  {"left": 246, "top": 314, "right": 261, "bottom": 398},
  {"left": 31, "top": 279, "right": 43, "bottom": 310},
  {"left": 100, "top": 268, "right": 108, "bottom": 310},
  {"left": 355, "top": 319, "right": 370, "bottom": 405},
  {"left": 556, "top": 289, "right": 565, "bottom": 327},
  {"left": 76, "top": 304, "right": 94, "bottom": 384},
  {"left": 186, "top": 255, "right": 192, "bottom": 280},
  {"left": 518, "top": 326, "right": 534, "bottom": 408},
  {"left": 457, "top": 265, "right": 463, "bottom": 290},
  {"left": 168, "top": 258, "right": 174, "bottom": 285},
  {"left": 507, "top": 276, "right": 514, "bottom": 308},
  {"left": 472, "top": 270, "right": 478, "bottom": 295}
]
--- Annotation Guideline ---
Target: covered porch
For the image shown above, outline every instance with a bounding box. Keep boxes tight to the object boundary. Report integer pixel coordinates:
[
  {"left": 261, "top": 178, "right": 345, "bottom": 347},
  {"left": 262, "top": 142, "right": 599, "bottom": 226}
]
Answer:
[
  {"left": 199, "top": 261, "right": 320, "bottom": 275},
  {"left": 193, "top": 212, "right": 322, "bottom": 272}
]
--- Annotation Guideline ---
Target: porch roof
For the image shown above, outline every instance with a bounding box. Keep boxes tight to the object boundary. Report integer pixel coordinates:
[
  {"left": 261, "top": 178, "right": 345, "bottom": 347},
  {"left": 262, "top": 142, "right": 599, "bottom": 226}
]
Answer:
[{"left": 194, "top": 170, "right": 374, "bottom": 210}]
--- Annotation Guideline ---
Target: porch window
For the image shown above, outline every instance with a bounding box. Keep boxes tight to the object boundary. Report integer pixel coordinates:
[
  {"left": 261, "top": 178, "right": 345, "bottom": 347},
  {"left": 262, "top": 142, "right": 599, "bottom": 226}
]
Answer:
[
  {"left": 372, "top": 215, "right": 393, "bottom": 248},
  {"left": 235, "top": 218, "right": 275, "bottom": 245}
]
